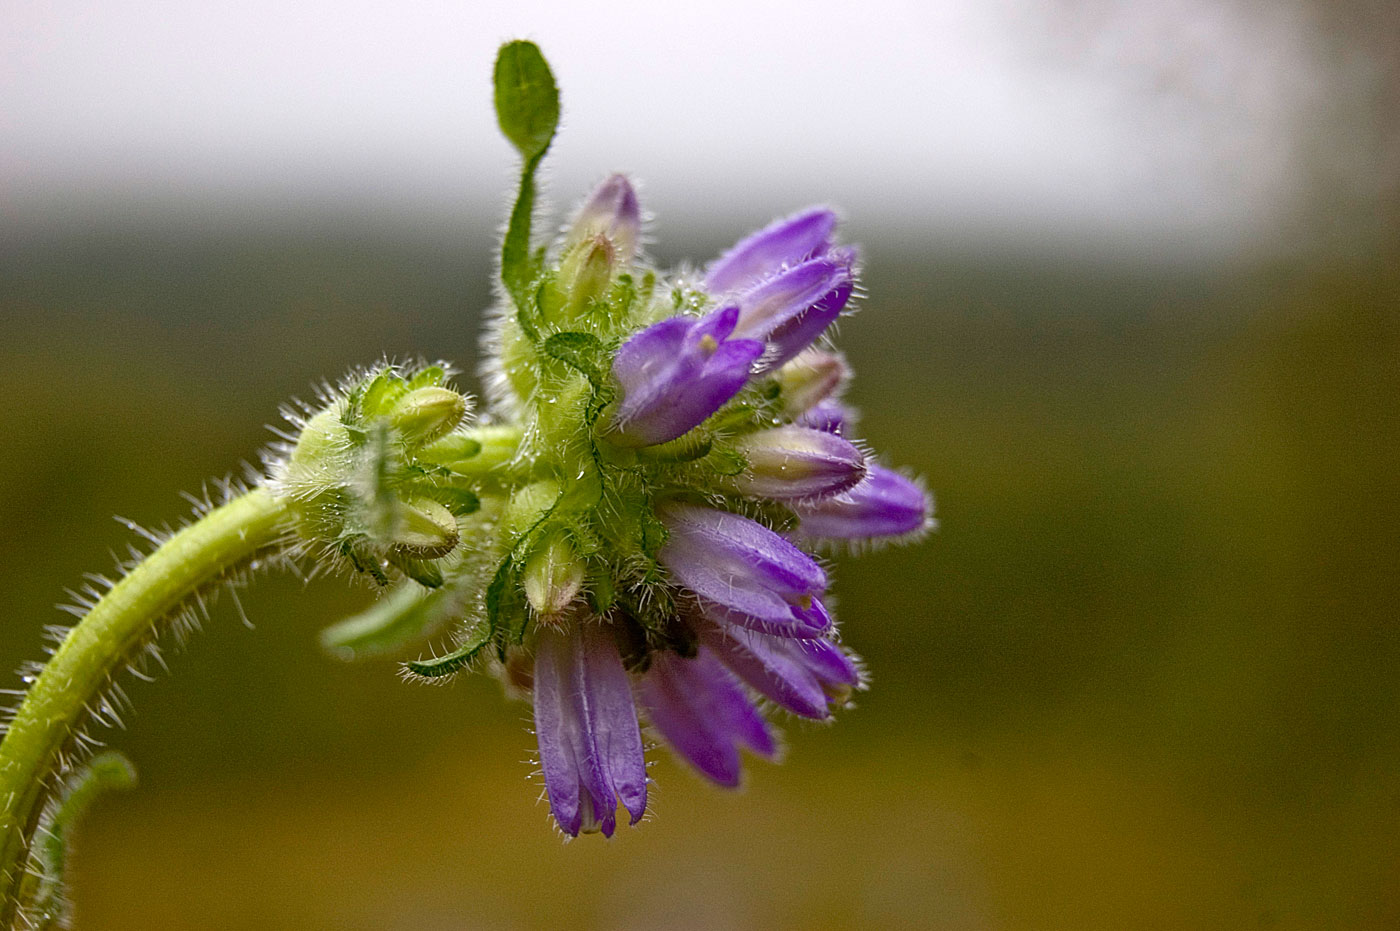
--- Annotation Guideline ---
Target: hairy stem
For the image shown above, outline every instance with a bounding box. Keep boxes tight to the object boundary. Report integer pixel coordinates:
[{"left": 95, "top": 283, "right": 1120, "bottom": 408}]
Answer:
[{"left": 0, "top": 488, "right": 292, "bottom": 922}]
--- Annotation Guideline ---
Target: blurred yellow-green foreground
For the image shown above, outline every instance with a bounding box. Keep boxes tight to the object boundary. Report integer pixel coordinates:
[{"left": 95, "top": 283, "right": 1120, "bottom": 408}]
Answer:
[{"left": 1, "top": 217, "right": 1396, "bottom": 929}]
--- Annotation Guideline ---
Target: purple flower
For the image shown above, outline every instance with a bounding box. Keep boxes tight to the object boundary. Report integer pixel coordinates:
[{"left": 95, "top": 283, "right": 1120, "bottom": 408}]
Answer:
[
  {"left": 704, "top": 207, "right": 838, "bottom": 294},
  {"left": 697, "top": 620, "right": 861, "bottom": 719},
  {"left": 731, "top": 253, "right": 856, "bottom": 371},
  {"left": 657, "top": 501, "right": 830, "bottom": 638},
  {"left": 638, "top": 647, "right": 775, "bottom": 786},
  {"left": 702, "top": 208, "right": 856, "bottom": 370},
  {"left": 795, "top": 399, "right": 856, "bottom": 435},
  {"left": 733, "top": 425, "right": 866, "bottom": 500},
  {"left": 608, "top": 306, "right": 764, "bottom": 447},
  {"left": 532, "top": 621, "right": 648, "bottom": 837},
  {"left": 793, "top": 465, "right": 932, "bottom": 542}
]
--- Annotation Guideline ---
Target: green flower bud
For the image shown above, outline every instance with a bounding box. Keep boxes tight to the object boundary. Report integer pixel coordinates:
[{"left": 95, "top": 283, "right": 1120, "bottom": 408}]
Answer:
[
  {"left": 392, "top": 498, "right": 459, "bottom": 558},
  {"left": 523, "top": 529, "right": 585, "bottom": 617},
  {"left": 387, "top": 386, "right": 467, "bottom": 447}
]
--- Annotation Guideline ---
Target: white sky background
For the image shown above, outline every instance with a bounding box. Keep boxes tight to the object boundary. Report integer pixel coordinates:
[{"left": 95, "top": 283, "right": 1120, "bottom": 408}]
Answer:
[{"left": 0, "top": 0, "right": 1351, "bottom": 256}]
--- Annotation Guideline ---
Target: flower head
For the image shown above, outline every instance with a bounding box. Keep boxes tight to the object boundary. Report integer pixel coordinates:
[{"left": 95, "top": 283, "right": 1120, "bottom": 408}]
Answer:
[{"left": 306, "top": 41, "right": 933, "bottom": 840}]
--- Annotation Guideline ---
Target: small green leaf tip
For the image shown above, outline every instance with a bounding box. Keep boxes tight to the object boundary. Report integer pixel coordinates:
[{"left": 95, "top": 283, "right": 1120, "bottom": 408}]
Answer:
[
  {"left": 494, "top": 40, "right": 559, "bottom": 162},
  {"left": 23, "top": 751, "right": 136, "bottom": 928}
]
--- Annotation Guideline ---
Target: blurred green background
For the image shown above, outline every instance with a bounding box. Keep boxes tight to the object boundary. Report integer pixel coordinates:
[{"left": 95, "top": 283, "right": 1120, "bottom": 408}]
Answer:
[{"left": 3, "top": 1, "right": 1400, "bottom": 928}]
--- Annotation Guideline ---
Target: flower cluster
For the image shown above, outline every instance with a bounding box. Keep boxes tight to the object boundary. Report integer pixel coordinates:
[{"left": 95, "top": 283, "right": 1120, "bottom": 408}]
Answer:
[{"left": 276, "top": 42, "right": 932, "bottom": 838}]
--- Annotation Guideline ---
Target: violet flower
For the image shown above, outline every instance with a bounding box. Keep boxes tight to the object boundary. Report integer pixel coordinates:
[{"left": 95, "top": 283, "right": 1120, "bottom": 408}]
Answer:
[
  {"left": 638, "top": 648, "right": 776, "bottom": 787},
  {"left": 704, "top": 207, "right": 838, "bottom": 294},
  {"left": 532, "top": 621, "right": 648, "bottom": 837},
  {"left": 567, "top": 173, "right": 642, "bottom": 261},
  {"left": 657, "top": 501, "right": 830, "bottom": 638},
  {"left": 703, "top": 209, "right": 857, "bottom": 370},
  {"left": 607, "top": 305, "right": 764, "bottom": 447},
  {"left": 794, "top": 465, "right": 932, "bottom": 542},
  {"left": 697, "top": 621, "right": 861, "bottom": 720}
]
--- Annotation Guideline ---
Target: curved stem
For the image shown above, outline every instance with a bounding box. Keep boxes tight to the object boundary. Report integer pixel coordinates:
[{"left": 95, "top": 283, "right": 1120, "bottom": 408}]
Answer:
[{"left": 0, "top": 488, "right": 292, "bottom": 922}]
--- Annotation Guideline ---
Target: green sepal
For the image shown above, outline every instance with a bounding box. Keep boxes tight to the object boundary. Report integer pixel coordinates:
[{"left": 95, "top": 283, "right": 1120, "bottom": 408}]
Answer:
[
  {"left": 542, "top": 331, "right": 612, "bottom": 396},
  {"left": 358, "top": 370, "right": 408, "bottom": 420},
  {"left": 418, "top": 434, "right": 483, "bottom": 467},
  {"left": 425, "top": 485, "right": 482, "bottom": 517},
  {"left": 385, "top": 551, "right": 445, "bottom": 589},
  {"left": 703, "top": 445, "right": 749, "bottom": 476},
  {"left": 406, "top": 365, "right": 446, "bottom": 390},
  {"left": 635, "top": 430, "right": 713, "bottom": 463},
  {"left": 320, "top": 583, "right": 454, "bottom": 661},
  {"left": 403, "top": 621, "right": 493, "bottom": 679}
]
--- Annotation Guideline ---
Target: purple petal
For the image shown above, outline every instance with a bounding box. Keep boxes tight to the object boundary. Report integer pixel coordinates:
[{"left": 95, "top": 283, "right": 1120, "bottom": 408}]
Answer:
[
  {"left": 639, "top": 649, "right": 774, "bottom": 787},
  {"left": 578, "top": 623, "right": 649, "bottom": 826},
  {"left": 705, "top": 208, "right": 838, "bottom": 295},
  {"left": 793, "top": 465, "right": 932, "bottom": 541},
  {"left": 569, "top": 173, "right": 641, "bottom": 261},
  {"left": 694, "top": 595, "right": 831, "bottom": 638},
  {"left": 532, "top": 623, "right": 648, "bottom": 837},
  {"left": 532, "top": 627, "right": 584, "bottom": 836},
  {"left": 776, "top": 349, "right": 850, "bottom": 417},
  {"left": 793, "top": 636, "right": 860, "bottom": 689},
  {"left": 658, "top": 503, "right": 827, "bottom": 599},
  {"left": 609, "top": 307, "right": 764, "bottom": 447},
  {"left": 796, "top": 399, "right": 856, "bottom": 435},
  {"left": 759, "top": 275, "right": 854, "bottom": 371},
  {"left": 699, "top": 623, "right": 830, "bottom": 719},
  {"left": 730, "top": 256, "right": 853, "bottom": 347}
]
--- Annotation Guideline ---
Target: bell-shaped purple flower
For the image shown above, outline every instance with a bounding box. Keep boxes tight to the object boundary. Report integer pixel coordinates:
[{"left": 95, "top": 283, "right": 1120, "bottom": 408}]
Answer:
[
  {"left": 532, "top": 621, "right": 648, "bottom": 837},
  {"left": 733, "top": 425, "right": 866, "bottom": 501},
  {"left": 704, "top": 207, "right": 838, "bottom": 294},
  {"left": 608, "top": 306, "right": 764, "bottom": 447},
  {"left": 638, "top": 647, "right": 775, "bottom": 787},
  {"left": 698, "top": 621, "right": 861, "bottom": 720},
  {"left": 702, "top": 208, "right": 856, "bottom": 371},
  {"left": 657, "top": 501, "right": 830, "bottom": 637},
  {"left": 793, "top": 465, "right": 932, "bottom": 541}
]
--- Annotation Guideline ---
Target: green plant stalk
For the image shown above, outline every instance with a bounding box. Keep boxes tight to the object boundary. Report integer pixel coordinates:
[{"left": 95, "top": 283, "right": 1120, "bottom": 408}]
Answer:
[{"left": 0, "top": 488, "right": 292, "bottom": 921}]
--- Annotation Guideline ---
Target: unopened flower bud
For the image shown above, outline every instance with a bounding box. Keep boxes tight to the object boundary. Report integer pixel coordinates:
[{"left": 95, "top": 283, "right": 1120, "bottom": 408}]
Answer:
[
  {"left": 388, "top": 387, "right": 467, "bottom": 447},
  {"left": 567, "top": 174, "right": 641, "bottom": 262},
  {"left": 776, "top": 349, "right": 849, "bottom": 416},
  {"left": 392, "top": 497, "right": 459, "bottom": 558},
  {"left": 733, "top": 425, "right": 866, "bottom": 500},
  {"left": 793, "top": 465, "right": 931, "bottom": 541},
  {"left": 523, "top": 529, "right": 586, "bottom": 617},
  {"left": 417, "top": 433, "right": 483, "bottom": 469},
  {"left": 557, "top": 235, "right": 618, "bottom": 318}
]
